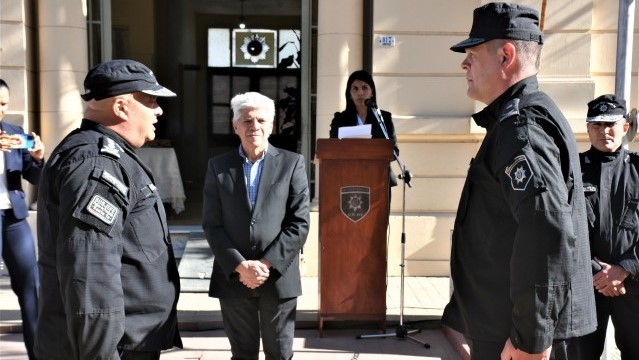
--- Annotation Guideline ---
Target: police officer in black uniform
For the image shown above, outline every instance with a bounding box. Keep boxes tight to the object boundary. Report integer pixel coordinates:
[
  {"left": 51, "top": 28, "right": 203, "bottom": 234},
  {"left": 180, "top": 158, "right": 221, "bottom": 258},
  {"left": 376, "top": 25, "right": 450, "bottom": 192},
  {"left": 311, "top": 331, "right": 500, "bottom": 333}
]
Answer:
[
  {"left": 442, "top": 3, "right": 596, "bottom": 359},
  {"left": 574, "top": 94, "right": 639, "bottom": 359},
  {"left": 35, "top": 59, "right": 182, "bottom": 359}
]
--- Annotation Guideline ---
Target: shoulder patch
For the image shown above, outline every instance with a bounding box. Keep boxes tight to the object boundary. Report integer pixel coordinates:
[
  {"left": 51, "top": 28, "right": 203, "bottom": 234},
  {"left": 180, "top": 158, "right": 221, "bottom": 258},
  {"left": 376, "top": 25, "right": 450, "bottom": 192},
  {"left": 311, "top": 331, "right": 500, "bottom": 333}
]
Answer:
[
  {"left": 86, "top": 194, "right": 119, "bottom": 225},
  {"left": 505, "top": 154, "right": 534, "bottom": 191},
  {"left": 499, "top": 98, "right": 520, "bottom": 123},
  {"left": 100, "top": 137, "right": 123, "bottom": 159}
]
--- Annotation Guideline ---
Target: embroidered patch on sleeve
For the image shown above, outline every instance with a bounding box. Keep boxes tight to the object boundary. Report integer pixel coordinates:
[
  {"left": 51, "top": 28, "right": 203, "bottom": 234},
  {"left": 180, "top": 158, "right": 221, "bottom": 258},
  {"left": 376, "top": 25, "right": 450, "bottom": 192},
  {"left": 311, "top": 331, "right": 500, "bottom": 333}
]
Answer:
[
  {"left": 86, "top": 194, "right": 119, "bottom": 224},
  {"left": 505, "top": 154, "right": 534, "bottom": 191}
]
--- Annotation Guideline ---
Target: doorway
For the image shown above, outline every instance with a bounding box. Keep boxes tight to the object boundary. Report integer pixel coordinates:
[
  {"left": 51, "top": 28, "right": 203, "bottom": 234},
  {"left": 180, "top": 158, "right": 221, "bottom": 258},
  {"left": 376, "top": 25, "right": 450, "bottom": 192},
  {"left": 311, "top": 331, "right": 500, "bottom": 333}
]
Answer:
[{"left": 207, "top": 67, "right": 301, "bottom": 156}]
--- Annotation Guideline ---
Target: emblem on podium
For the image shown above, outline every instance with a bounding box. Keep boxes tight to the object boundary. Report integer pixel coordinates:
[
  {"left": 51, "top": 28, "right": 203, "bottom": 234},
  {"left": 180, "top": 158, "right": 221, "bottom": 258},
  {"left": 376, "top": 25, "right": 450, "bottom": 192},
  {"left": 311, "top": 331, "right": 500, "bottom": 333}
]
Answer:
[{"left": 340, "top": 186, "right": 370, "bottom": 222}]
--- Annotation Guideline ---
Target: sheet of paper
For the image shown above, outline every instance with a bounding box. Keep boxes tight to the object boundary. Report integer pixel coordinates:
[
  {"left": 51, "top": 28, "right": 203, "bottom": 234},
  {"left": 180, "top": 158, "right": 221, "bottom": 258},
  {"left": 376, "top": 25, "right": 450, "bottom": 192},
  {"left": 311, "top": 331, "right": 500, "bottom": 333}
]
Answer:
[{"left": 337, "top": 124, "right": 372, "bottom": 139}]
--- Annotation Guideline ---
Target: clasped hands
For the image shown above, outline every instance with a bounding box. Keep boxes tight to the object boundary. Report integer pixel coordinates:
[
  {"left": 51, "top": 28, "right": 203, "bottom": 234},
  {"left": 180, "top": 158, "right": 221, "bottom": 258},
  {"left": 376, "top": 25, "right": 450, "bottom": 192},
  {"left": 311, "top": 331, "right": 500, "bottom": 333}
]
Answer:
[
  {"left": 235, "top": 259, "right": 271, "bottom": 289},
  {"left": 593, "top": 257, "right": 629, "bottom": 297}
]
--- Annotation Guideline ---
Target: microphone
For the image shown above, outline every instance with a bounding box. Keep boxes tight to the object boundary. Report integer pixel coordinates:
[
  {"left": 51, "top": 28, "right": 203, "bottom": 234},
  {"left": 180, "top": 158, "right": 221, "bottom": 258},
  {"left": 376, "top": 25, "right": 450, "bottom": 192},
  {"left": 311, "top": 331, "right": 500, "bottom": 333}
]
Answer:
[
  {"left": 364, "top": 98, "right": 389, "bottom": 140},
  {"left": 364, "top": 98, "right": 377, "bottom": 108},
  {"left": 365, "top": 98, "right": 385, "bottom": 124}
]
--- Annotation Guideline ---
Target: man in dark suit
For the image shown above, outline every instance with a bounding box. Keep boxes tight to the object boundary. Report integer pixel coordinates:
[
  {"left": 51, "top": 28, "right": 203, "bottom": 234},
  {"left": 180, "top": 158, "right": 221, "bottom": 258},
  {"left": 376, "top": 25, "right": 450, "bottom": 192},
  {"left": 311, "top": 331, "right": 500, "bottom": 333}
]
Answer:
[
  {"left": 0, "top": 79, "right": 44, "bottom": 360},
  {"left": 203, "top": 91, "right": 310, "bottom": 360}
]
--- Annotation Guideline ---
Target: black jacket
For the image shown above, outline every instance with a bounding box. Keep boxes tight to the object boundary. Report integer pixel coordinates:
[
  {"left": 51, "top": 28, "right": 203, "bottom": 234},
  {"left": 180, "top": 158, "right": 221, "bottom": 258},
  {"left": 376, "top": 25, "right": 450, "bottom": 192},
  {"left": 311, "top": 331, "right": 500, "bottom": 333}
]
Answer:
[
  {"left": 580, "top": 147, "right": 639, "bottom": 293},
  {"left": 329, "top": 108, "right": 399, "bottom": 187},
  {"left": 35, "top": 120, "right": 182, "bottom": 359},
  {"left": 442, "top": 77, "right": 597, "bottom": 353}
]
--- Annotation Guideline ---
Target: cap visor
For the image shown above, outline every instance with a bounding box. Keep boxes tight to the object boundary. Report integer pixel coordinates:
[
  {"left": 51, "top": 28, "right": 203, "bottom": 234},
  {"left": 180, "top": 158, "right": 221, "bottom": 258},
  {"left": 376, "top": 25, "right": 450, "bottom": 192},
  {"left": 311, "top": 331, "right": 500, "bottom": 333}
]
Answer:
[
  {"left": 450, "top": 37, "right": 487, "bottom": 53},
  {"left": 142, "top": 87, "right": 177, "bottom": 97},
  {"left": 586, "top": 114, "right": 625, "bottom": 123}
]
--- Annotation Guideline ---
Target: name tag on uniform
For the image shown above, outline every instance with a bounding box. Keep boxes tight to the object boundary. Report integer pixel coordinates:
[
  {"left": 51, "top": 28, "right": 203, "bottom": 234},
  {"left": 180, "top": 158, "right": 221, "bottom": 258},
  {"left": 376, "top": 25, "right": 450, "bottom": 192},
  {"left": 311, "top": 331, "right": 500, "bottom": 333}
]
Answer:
[
  {"left": 86, "top": 194, "right": 119, "bottom": 224},
  {"left": 584, "top": 185, "right": 597, "bottom": 193}
]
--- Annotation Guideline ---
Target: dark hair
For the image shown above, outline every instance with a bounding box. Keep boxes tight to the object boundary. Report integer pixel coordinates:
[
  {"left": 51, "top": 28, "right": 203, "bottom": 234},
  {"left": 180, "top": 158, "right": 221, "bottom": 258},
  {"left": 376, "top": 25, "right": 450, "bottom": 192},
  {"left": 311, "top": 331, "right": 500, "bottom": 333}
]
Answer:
[
  {"left": 0, "top": 79, "right": 9, "bottom": 91},
  {"left": 344, "top": 70, "right": 376, "bottom": 113}
]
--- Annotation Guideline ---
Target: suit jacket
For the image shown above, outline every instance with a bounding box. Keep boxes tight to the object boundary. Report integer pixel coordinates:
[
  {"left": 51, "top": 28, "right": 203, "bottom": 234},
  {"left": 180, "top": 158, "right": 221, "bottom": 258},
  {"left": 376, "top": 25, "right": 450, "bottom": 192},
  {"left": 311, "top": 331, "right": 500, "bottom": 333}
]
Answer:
[
  {"left": 329, "top": 109, "right": 399, "bottom": 187},
  {"left": 203, "top": 144, "right": 310, "bottom": 299},
  {"left": 1, "top": 121, "right": 42, "bottom": 219}
]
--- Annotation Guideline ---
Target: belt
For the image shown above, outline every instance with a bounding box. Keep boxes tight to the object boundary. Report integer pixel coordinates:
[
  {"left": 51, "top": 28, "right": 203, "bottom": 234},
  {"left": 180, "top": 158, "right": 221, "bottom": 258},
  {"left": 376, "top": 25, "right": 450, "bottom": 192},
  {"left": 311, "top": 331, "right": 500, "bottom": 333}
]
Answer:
[{"left": 0, "top": 208, "right": 14, "bottom": 217}]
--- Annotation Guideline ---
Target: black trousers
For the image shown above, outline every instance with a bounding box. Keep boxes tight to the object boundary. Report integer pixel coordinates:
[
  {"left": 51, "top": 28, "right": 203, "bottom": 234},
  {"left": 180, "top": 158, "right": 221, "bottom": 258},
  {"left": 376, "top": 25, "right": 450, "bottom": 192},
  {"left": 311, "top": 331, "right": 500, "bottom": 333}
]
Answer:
[
  {"left": 1, "top": 209, "right": 39, "bottom": 360},
  {"left": 219, "top": 296, "right": 297, "bottom": 360},
  {"left": 573, "top": 291, "right": 639, "bottom": 360},
  {"left": 467, "top": 338, "right": 573, "bottom": 360}
]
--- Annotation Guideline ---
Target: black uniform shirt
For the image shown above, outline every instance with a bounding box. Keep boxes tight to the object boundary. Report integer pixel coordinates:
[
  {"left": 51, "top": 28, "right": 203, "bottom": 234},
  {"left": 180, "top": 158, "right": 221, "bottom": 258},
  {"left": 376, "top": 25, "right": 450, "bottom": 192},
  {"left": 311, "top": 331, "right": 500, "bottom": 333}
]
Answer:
[
  {"left": 35, "top": 119, "right": 181, "bottom": 359},
  {"left": 442, "top": 77, "right": 596, "bottom": 354},
  {"left": 581, "top": 147, "right": 639, "bottom": 290}
]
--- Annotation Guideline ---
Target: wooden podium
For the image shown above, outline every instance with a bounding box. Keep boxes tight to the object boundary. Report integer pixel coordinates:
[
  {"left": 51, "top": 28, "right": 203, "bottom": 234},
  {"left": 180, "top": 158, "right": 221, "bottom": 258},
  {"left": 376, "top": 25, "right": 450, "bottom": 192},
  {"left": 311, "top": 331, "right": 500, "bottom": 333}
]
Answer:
[{"left": 315, "top": 138, "right": 394, "bottom": 334}]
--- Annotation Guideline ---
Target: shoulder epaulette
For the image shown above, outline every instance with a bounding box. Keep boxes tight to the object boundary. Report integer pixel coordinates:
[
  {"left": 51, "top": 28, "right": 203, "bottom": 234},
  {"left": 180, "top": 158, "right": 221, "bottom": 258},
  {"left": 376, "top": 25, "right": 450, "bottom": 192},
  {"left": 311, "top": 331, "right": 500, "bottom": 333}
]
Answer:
[
  {"left": 99, "top": 137, "right": 123, "bottom": 159},
  {"left": 499, "top": 98, "right": 520, "bottom": 123},
  {"left": 627, "top": 151, "right": 639, "bottom": 164}
]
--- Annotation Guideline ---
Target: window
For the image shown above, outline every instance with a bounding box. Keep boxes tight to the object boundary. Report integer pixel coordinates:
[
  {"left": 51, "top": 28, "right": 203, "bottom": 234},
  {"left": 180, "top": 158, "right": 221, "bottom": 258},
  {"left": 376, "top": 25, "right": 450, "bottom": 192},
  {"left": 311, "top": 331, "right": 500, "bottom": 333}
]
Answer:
[
  {"left": 86, "top": 0, "right": 112, "bottom": 68},
  {"left": 207, "top": 29, "right": 301, "bottom": 70}
]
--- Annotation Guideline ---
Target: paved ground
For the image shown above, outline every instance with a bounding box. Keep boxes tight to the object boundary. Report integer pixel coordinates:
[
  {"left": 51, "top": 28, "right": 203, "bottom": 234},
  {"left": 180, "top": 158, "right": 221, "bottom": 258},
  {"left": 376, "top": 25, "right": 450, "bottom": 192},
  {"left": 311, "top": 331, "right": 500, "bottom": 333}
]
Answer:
[
  {"left": 1, "top": 328, "right": 460, "bottom": 360},
  {"left": 0, "top": 228, "right": 621, "bottom": 359},
  {"left": 0, "top": 229, "right": 464, "bottom": 359},
  {"left": 0, "top": 275, "right": 462, "bottom": 359}
]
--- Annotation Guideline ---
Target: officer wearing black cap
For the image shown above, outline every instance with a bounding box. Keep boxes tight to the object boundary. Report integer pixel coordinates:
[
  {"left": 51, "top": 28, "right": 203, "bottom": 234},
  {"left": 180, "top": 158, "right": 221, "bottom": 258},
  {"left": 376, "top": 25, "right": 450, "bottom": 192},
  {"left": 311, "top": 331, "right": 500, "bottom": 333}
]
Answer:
[
  {"left": 442, "top": 2, "right": 596, "bottom": 359},
  {"left": 35, "top": 59, "right": 182, "bottom": 359},
  {"left": 574, "top": 94, "right": 639, "bottom": 359}
]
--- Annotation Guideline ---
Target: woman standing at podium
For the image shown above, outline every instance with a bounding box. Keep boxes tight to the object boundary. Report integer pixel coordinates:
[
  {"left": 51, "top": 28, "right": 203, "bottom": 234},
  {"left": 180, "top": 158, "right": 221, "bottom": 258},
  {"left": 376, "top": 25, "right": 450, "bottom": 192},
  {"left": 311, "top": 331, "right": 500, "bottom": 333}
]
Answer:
[{"left": 329, "top": 70, "right": 398, "bottom": 187}]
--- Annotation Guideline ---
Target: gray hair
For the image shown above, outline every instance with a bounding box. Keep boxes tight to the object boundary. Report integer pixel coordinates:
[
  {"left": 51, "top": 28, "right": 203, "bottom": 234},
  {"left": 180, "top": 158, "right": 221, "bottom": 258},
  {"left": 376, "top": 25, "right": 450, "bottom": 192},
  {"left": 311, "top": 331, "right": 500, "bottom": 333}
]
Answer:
[
  {"left": 489, "top": 39, "right": 542, "bottom": 72},
  {"left": 230, "top": 92, "right": 275, "bottom": 122},
  {"left": 512, "top": 40, "right": 542, "bottom": 72}
]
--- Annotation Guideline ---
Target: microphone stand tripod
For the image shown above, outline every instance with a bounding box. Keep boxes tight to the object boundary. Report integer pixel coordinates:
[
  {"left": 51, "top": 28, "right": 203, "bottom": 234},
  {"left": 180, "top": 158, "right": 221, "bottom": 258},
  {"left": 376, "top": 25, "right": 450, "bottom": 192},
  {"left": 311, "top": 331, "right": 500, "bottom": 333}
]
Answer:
[{"left": 355, "top": 101, "right": 430, "bottom": 349}]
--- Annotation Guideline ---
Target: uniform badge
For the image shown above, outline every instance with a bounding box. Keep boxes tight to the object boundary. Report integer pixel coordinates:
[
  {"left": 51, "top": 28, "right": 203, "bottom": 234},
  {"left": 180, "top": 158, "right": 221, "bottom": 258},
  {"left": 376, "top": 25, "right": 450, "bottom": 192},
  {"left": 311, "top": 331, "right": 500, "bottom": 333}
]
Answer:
[
  {"left": 340, "top": 186, "right": 370, "bottom": 222},
  {"left": 100, "top": 137, "right": 122, "bottom": 159},
  {"left": 86, "top": 194, "right": 119, "bottom": 224},
  {"left": 595, "top": 101, "right": 616, "bottom": 113},
  {"left": 505, "top": 155, "right": 533, "bottom": 191},
  {"left": 583, "top": 185, "right": 597, "bottom": 193}
]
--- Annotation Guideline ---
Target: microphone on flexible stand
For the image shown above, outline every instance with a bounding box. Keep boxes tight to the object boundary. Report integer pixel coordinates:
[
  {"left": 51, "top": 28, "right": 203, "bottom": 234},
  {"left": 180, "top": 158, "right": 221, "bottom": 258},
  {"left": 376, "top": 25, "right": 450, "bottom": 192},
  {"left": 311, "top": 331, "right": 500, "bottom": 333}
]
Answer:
[
  {"left": 364, "top": 98, "right": 390, "bottom": 140},
  {"left": 364, "top": 98, "right": 411, "bottom": 188}
]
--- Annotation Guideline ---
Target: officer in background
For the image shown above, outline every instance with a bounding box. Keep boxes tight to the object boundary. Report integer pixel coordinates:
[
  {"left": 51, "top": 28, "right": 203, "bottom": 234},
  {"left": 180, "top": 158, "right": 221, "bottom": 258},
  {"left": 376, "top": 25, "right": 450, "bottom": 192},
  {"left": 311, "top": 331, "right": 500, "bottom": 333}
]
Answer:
[
  {"left": 574, "top": 94, "right": 639, "bottom": 359},
  {"left": 441, "top": 3, "right": 596, "bottom": 359},
  {"left": 35, "top": 59, "right": 182, "bottom": 359}
]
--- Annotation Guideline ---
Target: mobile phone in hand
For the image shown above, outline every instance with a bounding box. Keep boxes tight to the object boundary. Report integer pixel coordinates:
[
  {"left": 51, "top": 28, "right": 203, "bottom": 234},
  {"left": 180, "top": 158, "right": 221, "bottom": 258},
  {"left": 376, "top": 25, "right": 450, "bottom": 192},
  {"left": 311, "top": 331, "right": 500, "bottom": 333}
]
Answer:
[{"left": 7, "top": 134, "right": 35, "bottom": 149}]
